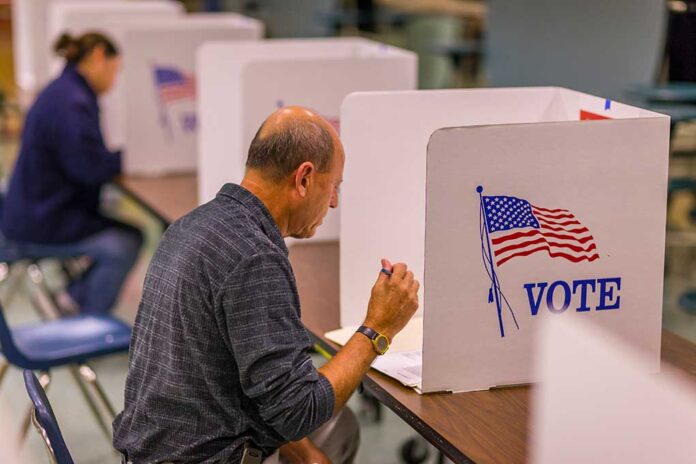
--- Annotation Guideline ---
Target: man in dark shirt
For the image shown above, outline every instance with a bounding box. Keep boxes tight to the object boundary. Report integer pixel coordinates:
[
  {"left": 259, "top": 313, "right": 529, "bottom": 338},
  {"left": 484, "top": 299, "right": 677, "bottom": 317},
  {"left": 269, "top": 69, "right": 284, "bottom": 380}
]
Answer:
[{"left": 113, "top": 106, "right": 420, "bottom": 463}]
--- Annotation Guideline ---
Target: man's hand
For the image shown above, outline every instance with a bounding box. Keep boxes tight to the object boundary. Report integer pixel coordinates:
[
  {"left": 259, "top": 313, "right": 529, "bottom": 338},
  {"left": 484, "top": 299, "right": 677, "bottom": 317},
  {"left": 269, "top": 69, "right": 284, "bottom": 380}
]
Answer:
[
  {"left": 279, "top": 438, "right": 331, "bottom": 464},
  {"left": 363, "top": 258, "right": 420, "bottom": 340},
  {"left": 317, "top": 258, "right": 420, "bottom": 412}
]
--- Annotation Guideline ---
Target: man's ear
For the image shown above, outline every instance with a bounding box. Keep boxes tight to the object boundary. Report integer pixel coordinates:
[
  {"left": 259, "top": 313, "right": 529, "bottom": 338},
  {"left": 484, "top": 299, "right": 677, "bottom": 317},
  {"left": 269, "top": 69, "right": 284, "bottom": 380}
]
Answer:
[{"left": 294, "top": 162, "right": 314, "bottom": 198}]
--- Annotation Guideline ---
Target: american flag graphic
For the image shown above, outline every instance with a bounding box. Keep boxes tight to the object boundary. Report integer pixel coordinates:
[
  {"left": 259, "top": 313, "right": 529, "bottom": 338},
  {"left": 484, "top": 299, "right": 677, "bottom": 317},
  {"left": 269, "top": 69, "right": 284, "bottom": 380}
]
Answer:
[
  {"left": 482, "top": 195, "right": 599, "bottom": 267},
  {"left": 153, "top": 66, "right": 196, "bottom": 104}
]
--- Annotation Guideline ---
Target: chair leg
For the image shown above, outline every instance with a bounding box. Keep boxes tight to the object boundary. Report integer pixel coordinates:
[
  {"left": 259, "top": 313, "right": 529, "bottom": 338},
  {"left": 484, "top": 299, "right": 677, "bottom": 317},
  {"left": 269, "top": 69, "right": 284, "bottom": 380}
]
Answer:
[
  {"left": 78, "top": 364, "right": 117, "bottom": 419},
  {"left": 0, "top": 359, "right": 9, "bottom": 390},
  {"left": 26, "top": 263, "right": 62, "bottom": 320},
  {"left": 0, "top": 261, "right": 24, "bottom": 309},
  {"left": 68, "top": 365, "right": 114, "bottom": 443},
  {"left": 19, "top": 371, "right": 50, "bottom": 445}
]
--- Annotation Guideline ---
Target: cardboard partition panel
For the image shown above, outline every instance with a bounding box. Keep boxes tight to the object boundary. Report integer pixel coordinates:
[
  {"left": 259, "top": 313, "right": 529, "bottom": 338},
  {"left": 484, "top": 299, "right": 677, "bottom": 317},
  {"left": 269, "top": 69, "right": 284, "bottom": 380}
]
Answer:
[
  {"left": 341, "top": 88, "right": 669, "bottom": 393},
  {"left": 197, "top": 38, "right": 417, "bottom": 241},
  {"left": 531, "top": 319, "right": 696, "bottom": 463},
  {"left": 102, "top": 14, "right": 263, "bottom": 175}
]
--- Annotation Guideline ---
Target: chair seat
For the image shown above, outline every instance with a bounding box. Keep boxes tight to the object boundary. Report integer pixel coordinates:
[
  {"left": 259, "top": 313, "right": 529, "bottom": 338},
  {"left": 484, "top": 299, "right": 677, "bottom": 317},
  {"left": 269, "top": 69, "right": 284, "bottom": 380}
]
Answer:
[{"left": 8, "top": 315, "right": 131, "bottom": 370}]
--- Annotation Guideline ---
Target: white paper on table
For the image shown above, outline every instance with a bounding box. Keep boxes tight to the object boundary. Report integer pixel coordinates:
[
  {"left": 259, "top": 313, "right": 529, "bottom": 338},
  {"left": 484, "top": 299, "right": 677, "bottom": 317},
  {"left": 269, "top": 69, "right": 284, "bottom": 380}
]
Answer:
[
  {"left": 324, "top": 317, "right": 424, "bottom": 392},
  {"left": 372, "top": 350, "right": 423, "bottom": 388}
]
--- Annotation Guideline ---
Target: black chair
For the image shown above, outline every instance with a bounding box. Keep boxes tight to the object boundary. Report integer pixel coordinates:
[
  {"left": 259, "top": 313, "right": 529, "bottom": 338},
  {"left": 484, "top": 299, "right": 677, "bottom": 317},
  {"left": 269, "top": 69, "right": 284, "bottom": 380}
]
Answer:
[{"left": 23, "top": 370, "right": 74, "bottom": 464}]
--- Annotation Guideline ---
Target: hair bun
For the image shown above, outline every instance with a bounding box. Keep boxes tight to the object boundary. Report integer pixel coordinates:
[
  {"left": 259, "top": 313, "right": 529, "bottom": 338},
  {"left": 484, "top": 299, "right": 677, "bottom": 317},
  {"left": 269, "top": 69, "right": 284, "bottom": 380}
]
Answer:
[{"left": 53, "top": 33, "right": 75, "bottom": 54}]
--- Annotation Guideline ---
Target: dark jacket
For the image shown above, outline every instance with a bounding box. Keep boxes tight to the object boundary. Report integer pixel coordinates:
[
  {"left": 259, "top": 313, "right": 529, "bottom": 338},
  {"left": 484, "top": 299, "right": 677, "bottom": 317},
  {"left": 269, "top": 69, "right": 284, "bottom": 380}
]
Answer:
[{"left": 2, "top": 64, "right": 121, "bottom": 244}]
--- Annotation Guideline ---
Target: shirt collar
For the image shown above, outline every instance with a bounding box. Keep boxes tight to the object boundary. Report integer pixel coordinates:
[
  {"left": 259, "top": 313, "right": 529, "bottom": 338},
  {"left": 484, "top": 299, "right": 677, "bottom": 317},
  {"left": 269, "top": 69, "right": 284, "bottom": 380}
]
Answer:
[
  {"left": 217, "top": 183, "right": 288, "bottom": 256},
  {"left": 61, "top": 63, "right": 98, "bottom": 101}
]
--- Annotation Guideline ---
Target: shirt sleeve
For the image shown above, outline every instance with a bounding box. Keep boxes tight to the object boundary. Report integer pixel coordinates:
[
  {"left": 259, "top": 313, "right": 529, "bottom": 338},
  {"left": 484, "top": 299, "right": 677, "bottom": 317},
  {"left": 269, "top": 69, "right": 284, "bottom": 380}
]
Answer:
[
  {"left": 53, "top": 99, "right": 122, "bottom": 187},
  {"left": 219, "top": 251, "right": 335, "bottom": 442}
]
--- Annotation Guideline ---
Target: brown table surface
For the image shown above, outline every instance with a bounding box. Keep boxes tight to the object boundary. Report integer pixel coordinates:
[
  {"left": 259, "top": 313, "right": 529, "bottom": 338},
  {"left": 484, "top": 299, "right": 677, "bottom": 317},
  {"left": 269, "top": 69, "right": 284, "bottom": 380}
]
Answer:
[
  {"left": 120, "top": 174, "right": 696, "bottom": 464},
  {"left": 118, "top": 174, "right": 199, "bottom": 225}
]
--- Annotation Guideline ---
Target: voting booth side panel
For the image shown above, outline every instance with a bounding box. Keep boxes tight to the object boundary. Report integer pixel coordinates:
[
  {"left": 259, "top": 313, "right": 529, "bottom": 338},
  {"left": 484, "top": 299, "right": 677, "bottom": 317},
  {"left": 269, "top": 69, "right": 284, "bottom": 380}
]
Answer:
[
  {"left": 421, "top": 118, "right": 669, "bottom": 393},
  {"left": 197, "top": 46, "right": 246, "bottom": 203},
  {"left": 339, "top": 88, "right": 565, "bottom": 328},
  {"left": 531, "top": 319, "right": 696, "bottom": 464},
  {"left": 198, "top": 54, "right": 416, "bottom": 227},
  {"left": 245, "top": 59, "right": 416, "bottom": 243},
  {"left": 11, "top": 0, "right": 35, "bottom": 93},
  {"left": 122, "top": 27, "right": 261, "bottom": 176}
]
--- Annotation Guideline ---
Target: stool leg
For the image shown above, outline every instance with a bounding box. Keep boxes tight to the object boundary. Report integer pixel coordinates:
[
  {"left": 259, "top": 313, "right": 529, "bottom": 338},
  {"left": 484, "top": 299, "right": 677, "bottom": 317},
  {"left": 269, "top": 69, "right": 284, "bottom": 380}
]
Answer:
[
  {"left": 19, "top": 371, "right": 50, "bottom": 445},
  {"left": 68, "top": 365, "right": 113, "bottom": 443}
]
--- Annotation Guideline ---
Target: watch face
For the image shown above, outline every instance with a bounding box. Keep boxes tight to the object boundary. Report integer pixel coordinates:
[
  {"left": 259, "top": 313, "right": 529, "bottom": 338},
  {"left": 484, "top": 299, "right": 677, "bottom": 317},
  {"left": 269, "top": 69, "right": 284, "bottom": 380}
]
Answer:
[{"left": 375, "top": 335, "right": 389, "bottom": 353}]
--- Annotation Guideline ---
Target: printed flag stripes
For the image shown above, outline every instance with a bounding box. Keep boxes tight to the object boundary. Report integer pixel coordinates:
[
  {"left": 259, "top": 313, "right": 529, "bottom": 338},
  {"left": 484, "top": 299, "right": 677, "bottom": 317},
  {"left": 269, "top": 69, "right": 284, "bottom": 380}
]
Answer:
[
  {"left": 153, "top": 66, "right": 196, "bottom": 103},
  {"left": 482, "top": 195, "right": 599, "bottom": 266}
]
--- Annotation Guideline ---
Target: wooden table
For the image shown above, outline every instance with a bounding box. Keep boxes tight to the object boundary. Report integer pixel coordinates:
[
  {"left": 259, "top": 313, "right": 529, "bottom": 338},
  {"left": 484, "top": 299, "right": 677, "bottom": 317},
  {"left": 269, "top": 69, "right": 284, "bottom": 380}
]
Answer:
[
  {"left": 119, "top": 174, "right": 696, "bottom": 464},
  {"left": 118, "top": 174, "right": 199, "bottom": 225}
]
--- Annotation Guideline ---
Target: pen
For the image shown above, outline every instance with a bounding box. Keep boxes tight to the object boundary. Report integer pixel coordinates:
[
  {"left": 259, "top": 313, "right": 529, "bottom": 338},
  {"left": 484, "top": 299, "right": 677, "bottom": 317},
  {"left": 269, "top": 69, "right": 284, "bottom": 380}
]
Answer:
[{"left": 380, "top": 268, "right": 392, "bottom": 277}]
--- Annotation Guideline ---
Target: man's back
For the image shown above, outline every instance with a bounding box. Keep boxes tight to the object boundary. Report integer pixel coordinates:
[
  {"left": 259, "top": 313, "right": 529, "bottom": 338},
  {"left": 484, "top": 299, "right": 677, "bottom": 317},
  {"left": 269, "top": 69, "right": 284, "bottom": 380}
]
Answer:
[{"left": 113, "top": 184, "right": 335, "bottom": 463}]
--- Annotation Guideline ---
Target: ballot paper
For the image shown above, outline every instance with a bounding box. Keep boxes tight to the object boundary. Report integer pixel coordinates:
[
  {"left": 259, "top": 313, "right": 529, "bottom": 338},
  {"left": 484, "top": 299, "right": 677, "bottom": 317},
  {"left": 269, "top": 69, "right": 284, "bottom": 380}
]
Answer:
[{"left": 325, "top": 317, "right": 424, "bottom": 392}]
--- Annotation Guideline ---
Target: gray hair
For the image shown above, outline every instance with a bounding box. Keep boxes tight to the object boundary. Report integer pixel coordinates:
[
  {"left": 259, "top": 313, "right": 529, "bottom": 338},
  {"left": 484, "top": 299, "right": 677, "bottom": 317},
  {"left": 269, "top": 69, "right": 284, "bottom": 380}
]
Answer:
[{"left": 246, "top": 118, "right": 334, "bottom": 181}]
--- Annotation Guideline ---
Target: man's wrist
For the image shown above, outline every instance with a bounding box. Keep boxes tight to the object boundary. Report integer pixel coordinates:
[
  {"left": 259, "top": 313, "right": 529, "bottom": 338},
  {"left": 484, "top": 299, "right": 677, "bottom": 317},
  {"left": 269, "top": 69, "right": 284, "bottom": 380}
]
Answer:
[{"left": 361, "top": 319, "right": 394, "bottom": 341}]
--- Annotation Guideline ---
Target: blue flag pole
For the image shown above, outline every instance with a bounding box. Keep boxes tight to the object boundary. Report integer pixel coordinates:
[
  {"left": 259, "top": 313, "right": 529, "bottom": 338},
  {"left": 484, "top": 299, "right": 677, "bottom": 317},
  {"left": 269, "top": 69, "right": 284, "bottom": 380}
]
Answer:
[
  {"left": 151, "top": 62, "right": 174, "bottom": 140},
  {"left": 477, "top": 186, "right": 505, "bottom": 337}
]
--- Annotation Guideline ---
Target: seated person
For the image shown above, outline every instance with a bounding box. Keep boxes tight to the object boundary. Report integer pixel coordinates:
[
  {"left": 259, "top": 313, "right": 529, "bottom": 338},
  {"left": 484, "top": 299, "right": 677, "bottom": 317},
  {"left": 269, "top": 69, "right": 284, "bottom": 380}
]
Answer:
[
  {"left": 113, "top": 107, "right": 420, "bottom": 463},
  {"left": 2, "top": 32, "right": 142, "bottom": 315}
]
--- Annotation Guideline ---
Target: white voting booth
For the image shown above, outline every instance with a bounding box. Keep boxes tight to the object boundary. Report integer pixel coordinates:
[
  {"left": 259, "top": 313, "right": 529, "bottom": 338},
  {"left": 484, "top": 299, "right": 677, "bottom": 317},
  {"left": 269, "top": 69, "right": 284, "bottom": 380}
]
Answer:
[
  {"left": 104, "top": 14, "right": 263, "bottom": 174},
  {"left": 197, "top": 38, "right": 417, "bottom": 241},
  {"left": 11, "top": 0, "right": 122, "bottom": 95},
  {"left": 331, "top": 88, "right": 669, "bottom": 393},
  {"left": 45, "top": 1, "right": 183, "bottom": 86}
]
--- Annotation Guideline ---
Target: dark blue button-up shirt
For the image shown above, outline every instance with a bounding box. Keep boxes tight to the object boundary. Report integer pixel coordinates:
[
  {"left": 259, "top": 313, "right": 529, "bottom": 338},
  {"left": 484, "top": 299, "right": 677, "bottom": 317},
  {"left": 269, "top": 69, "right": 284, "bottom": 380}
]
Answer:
[
  {"left": 113, "top": 184, "right": 335, "bottom": 463},
  {"left": 2, "top": 64, "right": 121, "bottom": 244}
]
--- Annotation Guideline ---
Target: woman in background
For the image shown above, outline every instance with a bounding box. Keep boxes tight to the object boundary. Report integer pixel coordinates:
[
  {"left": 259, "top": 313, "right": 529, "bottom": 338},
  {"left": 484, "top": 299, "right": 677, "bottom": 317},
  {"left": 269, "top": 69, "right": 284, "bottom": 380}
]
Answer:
[{"left": 2, "top": 32, "right": 142, "bottom": 315}]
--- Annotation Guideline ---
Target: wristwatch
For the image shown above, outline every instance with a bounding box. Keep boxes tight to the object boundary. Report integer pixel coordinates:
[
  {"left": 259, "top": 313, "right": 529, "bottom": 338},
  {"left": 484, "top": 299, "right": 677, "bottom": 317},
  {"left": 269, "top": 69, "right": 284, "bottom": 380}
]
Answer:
[{"left": 357, "top": 326, "right": 390, "bottom": 355}]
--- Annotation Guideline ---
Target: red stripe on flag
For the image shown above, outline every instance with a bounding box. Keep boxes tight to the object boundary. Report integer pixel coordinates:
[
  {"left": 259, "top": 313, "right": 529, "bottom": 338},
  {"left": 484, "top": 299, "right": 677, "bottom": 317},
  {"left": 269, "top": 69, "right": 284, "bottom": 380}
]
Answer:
[
  {"left": 531, "top": 206, "right": 569, "bottom": 214},
  {"left": 494, "top": 237, "right": 597, "bottom": 257},
  {"left": 497, "top": 246, "right": 599, "bottom": 266},
  {"left": 491, "top": 228, "right": 594, "bottom": 246}
]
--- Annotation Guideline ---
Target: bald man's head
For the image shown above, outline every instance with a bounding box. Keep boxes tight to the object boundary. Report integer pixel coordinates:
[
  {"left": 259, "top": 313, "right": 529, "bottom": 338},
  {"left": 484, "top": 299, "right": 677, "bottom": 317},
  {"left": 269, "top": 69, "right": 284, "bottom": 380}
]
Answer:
[{"left": 246, "top": 106, "right": 338, "bottom": 182}]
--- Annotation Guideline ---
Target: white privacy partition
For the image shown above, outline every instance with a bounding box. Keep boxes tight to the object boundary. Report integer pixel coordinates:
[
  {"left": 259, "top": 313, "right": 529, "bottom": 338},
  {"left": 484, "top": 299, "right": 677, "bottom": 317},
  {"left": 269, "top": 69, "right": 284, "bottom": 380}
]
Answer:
[
  {"left": 103, "top": 14, "right": 262, "bottom": 174},
  {"left": 45, "top": 1, "right": 183, "bottom": 86},
  {"left": 12, "top": 0, "right": 118, "bottom": 95},
  {"left": 197, "top": 38, "right": 417, "bottom": 241},
  {"left": 531, "top": 319, "right": 696, "bottom": 463},
  {"left": 341, "top": 88, "right": 669, "bottom": 393}
]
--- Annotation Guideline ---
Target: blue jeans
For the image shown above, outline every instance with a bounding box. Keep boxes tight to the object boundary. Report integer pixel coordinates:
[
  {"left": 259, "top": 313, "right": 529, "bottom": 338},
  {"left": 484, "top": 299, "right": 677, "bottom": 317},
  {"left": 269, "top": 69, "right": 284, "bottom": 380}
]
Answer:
[{"left": 17, "top": 222, "right": 143, "bottom": 315}]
